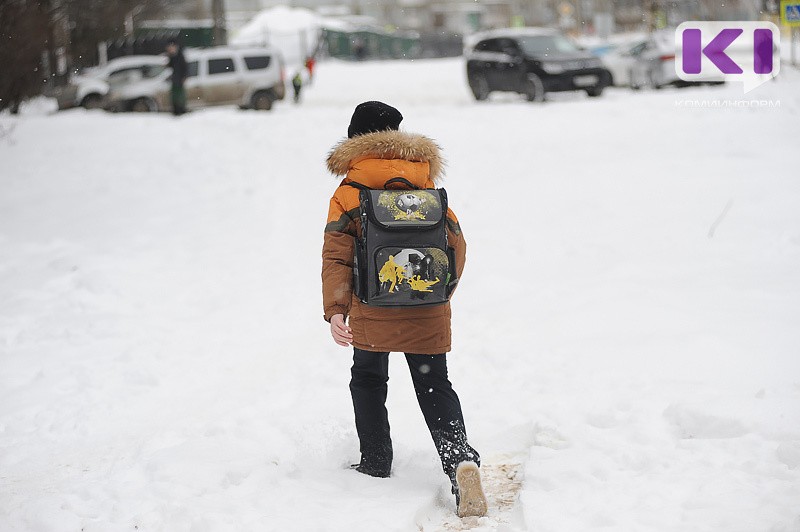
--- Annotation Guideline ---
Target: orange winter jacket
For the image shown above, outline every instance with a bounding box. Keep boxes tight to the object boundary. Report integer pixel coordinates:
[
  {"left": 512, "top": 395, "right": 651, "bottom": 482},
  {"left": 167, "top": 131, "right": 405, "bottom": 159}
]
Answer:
[{"left": 322, "top": 130, "right": 466, "bottom": 354}]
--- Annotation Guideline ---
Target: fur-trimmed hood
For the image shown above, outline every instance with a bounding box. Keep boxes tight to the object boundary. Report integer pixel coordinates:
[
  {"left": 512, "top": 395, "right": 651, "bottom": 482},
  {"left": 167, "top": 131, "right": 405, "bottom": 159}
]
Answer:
[{"left": 326, "top": 130, "right": 445, "bottom": 184}]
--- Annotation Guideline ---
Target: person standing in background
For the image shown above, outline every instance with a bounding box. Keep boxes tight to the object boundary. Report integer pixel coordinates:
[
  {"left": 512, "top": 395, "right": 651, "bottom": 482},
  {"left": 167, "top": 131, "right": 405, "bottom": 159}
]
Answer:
[
  {"left": 165, "top": 39, "right": 188, "bottom": 116},
  {"left": 292, "top": 72, "right": 303, "bottom": 104},
  {"left": 305, "top": 56, "right": 316, "bottom": 83}
]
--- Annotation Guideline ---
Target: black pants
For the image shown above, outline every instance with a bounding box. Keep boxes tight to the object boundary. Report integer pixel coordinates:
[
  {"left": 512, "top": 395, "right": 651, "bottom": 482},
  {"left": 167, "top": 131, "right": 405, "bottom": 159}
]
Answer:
[
  {"left": 170, "top": 85, "right": 186, "bottom": 116},
  {"left": 350, "top": 348, "right": 480, "bottom": 483}
]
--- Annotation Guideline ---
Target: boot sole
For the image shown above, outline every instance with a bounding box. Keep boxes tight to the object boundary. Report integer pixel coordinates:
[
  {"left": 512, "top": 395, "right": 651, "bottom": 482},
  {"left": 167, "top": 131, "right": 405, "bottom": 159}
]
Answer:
[{"left": 456, "top": 461, "right": 488, "bottom": 518}]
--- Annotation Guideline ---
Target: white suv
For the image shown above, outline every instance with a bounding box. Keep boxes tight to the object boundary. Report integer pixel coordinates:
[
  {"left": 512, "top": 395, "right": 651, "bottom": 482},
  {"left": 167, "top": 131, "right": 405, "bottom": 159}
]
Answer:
[{"left": 105, "top": 46, "right": 286, "bottom": 112}]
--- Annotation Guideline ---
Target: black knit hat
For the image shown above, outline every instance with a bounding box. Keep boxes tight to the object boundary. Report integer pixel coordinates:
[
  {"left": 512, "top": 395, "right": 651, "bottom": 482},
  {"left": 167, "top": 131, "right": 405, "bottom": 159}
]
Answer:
[{"left": 347, "top": 101, "right": 403, "bottom": 138}]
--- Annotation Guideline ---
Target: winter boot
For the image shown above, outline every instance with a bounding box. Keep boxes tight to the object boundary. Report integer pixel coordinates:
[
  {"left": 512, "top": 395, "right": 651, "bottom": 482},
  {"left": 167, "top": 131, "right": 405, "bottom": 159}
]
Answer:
[
  {"left": 349, "top": 462, "right": 390, "bottom": 478},
  {"left": 455, "top": 461, "right": 487, "bottom": 517}
]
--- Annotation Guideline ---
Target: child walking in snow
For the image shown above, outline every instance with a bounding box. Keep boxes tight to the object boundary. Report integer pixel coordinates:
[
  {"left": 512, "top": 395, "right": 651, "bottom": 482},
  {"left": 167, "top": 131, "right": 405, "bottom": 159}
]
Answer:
[
  {"left": 292, "top": 72, "right": 303, "bottom": 103},
  {"left": 321, "top": 101, "right": 487, "bottom": 517}
]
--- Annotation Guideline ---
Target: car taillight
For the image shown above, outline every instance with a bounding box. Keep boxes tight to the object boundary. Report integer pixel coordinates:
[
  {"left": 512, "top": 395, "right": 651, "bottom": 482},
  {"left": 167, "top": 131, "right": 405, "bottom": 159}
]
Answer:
[
  {"left": 280, "top": 66, "right": 285, "bottom": 83},
  {"left": 659, "top": 54, "right": 675, "bottom": 62}
]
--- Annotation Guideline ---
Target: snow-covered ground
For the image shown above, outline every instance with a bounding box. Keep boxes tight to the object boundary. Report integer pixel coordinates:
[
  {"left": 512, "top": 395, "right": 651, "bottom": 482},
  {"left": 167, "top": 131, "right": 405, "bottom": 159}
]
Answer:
[{"left": 1, "top": 58, "right": 799, "bottom": 532}]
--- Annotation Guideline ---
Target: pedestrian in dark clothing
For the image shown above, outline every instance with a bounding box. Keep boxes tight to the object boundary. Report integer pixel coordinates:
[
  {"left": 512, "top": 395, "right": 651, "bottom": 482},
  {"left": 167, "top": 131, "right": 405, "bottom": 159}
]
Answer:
[
  {"left": 292, "top": 71, "right": 303, "bottom": 103},
  {"left": 322, "top": 101, "right": 488, "bottom": 518},
  {"left": 353, "top": 39, "right": 367, "bottom": 61},
  {"left": 166, "top": 39, "right": 188, "bottom": 116}
]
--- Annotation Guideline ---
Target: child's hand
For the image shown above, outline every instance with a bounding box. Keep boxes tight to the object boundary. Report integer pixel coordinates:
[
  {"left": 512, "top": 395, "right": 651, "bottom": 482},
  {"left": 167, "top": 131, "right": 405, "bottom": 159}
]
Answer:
[{"left": 330, "top": 314, "right": 353, "bottom": 347}]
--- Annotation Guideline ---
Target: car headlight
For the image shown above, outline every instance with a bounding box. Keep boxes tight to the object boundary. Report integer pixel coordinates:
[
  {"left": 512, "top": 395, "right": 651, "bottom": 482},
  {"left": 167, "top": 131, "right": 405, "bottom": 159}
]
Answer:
[{"left": 541, "top": 62, "right": 565, "bottom": 74}]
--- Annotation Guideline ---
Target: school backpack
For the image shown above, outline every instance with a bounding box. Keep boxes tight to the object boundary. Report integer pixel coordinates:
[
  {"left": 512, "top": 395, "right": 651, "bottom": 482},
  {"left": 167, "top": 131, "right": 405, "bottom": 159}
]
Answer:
[{"left": 350, "top": 178, "right": 458, "bottom": 307}]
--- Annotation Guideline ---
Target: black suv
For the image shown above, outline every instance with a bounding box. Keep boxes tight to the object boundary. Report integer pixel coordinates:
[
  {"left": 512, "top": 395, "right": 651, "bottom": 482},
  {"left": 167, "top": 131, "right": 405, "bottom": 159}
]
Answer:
[{"left": 466, "top": 28, "right": 612, "bottom": 101}]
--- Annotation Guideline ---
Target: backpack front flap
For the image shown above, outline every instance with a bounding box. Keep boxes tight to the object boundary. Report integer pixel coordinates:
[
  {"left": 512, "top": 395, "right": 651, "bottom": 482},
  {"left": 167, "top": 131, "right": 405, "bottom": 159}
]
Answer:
[
  {"left": 365, "top": 189, "right": 445, "bottom": 230},
  {"left": 356, "top": 188, "right": 454, "bottom": 307}
]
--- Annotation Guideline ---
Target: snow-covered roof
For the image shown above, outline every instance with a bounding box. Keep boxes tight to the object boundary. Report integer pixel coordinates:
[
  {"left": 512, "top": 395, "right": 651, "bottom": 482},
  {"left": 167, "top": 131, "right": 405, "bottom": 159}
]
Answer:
[{"left": 320, "top": 15, "right": 382, "bottom": 33}]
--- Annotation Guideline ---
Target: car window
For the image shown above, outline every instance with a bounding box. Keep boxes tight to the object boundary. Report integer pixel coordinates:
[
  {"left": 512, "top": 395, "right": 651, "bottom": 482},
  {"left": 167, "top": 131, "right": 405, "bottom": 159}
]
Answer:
[
  {"left": 497, "top": 39, "right": 520, "bottom": 55},
  {"left": 187, "top": 61, "right": 198, "bottom": 77},
  {"left": 208, "top": 58, "right": 235, "bottom": 75},
  {"left": 517, "top": 35, "right": 580, "bottom": 55},
  {"left": 107, "top": 66, "right": 140, "bottom": 80},
  {"left": 141, "top": 64, "right": 166, "bottom": 78},
  {"left": 475, "top": 39, "right": 503, "bottom": 53},
  {"left": 629, "top": 42, "right": 648, "bottom": 56},
  {"left": 243, "top": 56, "right": 271, "bottom": 70}
]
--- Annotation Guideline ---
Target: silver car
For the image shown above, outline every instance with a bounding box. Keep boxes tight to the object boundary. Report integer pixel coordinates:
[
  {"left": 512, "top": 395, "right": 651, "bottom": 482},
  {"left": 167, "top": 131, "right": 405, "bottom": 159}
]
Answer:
[
  {"left": 629, "top": 30, "right": 724, "bottom": 90},
  {"left": 105, "top": 46, "right": 286, "bottom": 112},
  {"left": 596, "top": 39, "right": 647, "bottom": 87},
  {"left": 48, "top": 55, "right": 167, "bottom": 110}
]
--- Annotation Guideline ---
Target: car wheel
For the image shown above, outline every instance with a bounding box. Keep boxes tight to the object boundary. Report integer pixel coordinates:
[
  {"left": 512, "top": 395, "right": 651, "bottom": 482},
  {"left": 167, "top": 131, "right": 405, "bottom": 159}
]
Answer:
[
  {"left": 468, "top": 74, "right": 490, "bottom": 101},
  {"left": 252, "top": 91, "right": 273, "bottom": 111},
  {"left": 649, "top": 70, "right": 663, "bottom": 90},
  {"left": 131, "top": 98, "right": 155, "bottom": 112},
  {"left": 585, "top": 85, "right": 604, "bottom": 97},
  {"left": 629, "top": 69, "right": 642, "bottom": 90},
  {"left": 81, "top": 93, "right": 103, "bottom": 110},
  {"left": 524, "top": 73, "right": 545, "bottom": 102}
]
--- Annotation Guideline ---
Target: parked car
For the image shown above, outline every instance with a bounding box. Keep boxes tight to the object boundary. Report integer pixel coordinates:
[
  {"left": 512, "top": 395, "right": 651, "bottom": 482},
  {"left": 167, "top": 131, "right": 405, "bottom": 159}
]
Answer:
[
  {"left": 49, "top": 55, "right": 167, "bottom": 110},
  {"left": 105, "top": 46, "right": 286, "bottom": 112},
  {"left": 627, "top": 30, "right": 724, "bottom": 90},
  {"left": 627, "top": 31, "right": 680, "bottom": 90},
  {"left": 465, "top": 28, "right": 612, "bottom": 102},
  {"left": 596, "top": 39, "right": 648, "bottom": 87}
]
